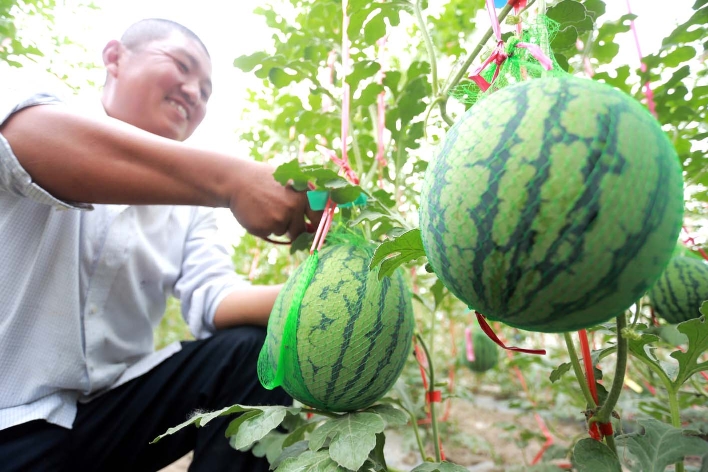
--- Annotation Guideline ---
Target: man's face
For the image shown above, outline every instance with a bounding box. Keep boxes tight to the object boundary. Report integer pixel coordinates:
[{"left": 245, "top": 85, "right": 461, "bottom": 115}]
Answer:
[{"left": 106, "top": 31, "right": 212, "bottom": 141}]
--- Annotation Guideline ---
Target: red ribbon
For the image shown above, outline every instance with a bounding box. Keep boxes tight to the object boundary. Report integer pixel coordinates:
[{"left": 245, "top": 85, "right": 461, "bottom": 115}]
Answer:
[{"left": 475, "top": 312, "right": 547, "bottom": 355}]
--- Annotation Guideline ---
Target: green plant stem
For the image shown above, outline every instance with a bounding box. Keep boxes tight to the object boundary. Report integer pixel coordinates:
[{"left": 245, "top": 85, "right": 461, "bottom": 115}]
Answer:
[
  {"left": 404, "top": 404, "right": 429, "bottom": 462},
  {"left": 605, "top": 432, "right": 617, "bottom": 454},
  {"left": 668, "top": 387, "right": 685, "bottom": 472},
  {"left": 414, "top": 0, "right": 438, "bottom": 97},
  {"left": 563, "top": 332, "right": 598, "bottom": 409},
  {"left": 594, "top": 315, "right": 628, "bottom": 426},
  {"left": 416, "top": 333, "right": 441, "bottom": 463}
]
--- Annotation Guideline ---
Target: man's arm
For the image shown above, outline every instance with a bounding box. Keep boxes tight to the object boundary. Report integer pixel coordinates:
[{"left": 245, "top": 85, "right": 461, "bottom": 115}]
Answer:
[
  {"left": 212, "top": 285, "right": 282, "bottom": 329},
  {"left": 0, "top": 104, "right": 315, "bottom": 238}
]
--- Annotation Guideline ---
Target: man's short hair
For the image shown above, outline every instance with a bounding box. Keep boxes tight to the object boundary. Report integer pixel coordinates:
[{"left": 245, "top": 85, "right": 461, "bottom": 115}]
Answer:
[{"left": 120, "top": 18, "right": 210, "bottom": 57}]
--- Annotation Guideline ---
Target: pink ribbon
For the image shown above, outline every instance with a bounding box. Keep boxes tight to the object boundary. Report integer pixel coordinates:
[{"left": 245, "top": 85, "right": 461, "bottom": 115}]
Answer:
[
  {"left": 465, "top": 327, "right": 476, "bottom": 362},
  {"left": 470, "top": 0, "right": 552, "bottom": 92},
  {"left": 515, "top": 42, "right": 554, "bottom": 70}
]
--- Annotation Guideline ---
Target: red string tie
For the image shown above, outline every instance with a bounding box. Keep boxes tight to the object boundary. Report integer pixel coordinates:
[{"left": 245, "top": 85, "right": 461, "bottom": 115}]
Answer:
[{"left": 475, "top": 312, "right": 546, "bottom": 355}]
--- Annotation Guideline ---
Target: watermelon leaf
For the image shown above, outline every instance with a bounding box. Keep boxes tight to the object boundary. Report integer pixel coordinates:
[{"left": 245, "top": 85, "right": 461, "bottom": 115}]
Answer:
[
  {"left": 308, "top": 412, "right": 386, "bottom": 471},
  {"left": 366, "top": 404, "right": 409, "bottom": 426},
  {"left": 249, "top": 430, "right": 287, "bottom": 464},
  {"left": 615, "top": 418, "right": 708, "bottom": 472},
  {"left": 670, "top": 313, "right": 708, "bottom": 388},
  {"left": 572, "top": 438, "right": 621, "bottom": 471},
  {"left": 227, "top": 406, "right": 294, "bottom": 450},
  {"left": 549, "top": 361, "right": 573, "bottom": 383},
  {"left": 370, "top": 229, "right": 426, "bottom": 280},
  {"left": 410, "top": 461, "right": 470, "bottom": 471},
  {"left": 368, "top": 432, "right": 388, "bottom": 471},
  {"left": 271, "top": 440, "right": 310, "bottom": 470},
  {"left": 151, "top": 404, "right": 251, "bottom": 443},
  {"left": 277, "top": 449, "right": 349, "bottom": 472}
]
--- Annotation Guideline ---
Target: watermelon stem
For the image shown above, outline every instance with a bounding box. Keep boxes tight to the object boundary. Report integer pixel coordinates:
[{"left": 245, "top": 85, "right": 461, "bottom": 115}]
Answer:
[
  {"left": 593, "top": 314, "right": 628, "bottom": 430},
  {"left": 562, "top": 332, "right": 598, "bottom": 410},
  {"left": 415, "top": 333, "right": 443, "bottom": 463}
]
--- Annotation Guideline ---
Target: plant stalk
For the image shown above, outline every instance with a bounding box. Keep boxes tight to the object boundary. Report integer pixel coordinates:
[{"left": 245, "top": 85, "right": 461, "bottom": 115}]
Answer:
[
  {"left": 563, "top": 332, "right": 598, "bottom": 409},
  {"left": 414, "top": 0, "right": 438, "bottom": 97},
  {"left": 595, "top": 314, "right": 628, "bottom": 425},
  {"left": 416, "top": 333, "right": 442, "bottom": 463},
  {"left": 668, "top": 387, "right": 685, "bottom": 472}
]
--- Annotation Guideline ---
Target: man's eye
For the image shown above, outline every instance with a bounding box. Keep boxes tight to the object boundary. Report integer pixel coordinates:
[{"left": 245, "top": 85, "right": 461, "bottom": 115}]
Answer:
[
  {"left": 201, "top": 89, "right": 210, "bottom": 101},
  {"left": 176, "top": 60, "right": 189, "bottom": 73}
]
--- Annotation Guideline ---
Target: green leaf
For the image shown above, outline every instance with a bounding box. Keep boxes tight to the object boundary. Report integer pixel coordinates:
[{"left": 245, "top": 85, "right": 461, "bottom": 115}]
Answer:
[
  {"left": 662, "top": 46, "right": 697, "bottom": 68},
  {"left": 368, "top": 432, "right": 388, "bottom": 471},
  {"left": 329, "top": 185, "right": 362, "bottom": 204},
  {"left": 283, "top": 421, "right": 318, "bottom": 448},
  {"left": 671, "top": 314, "right": 708, "bottom": 388},
  {"left": 250, "top": 430, "right": 287, "bottom": 463},
  {"left": 616, "top": 418, "right": 708, "bottom": 472},
  {"left": 364, "top": 10, "right": 387, "bottom": 44},
  {"left": 308, "top": 412, "right": 386, "bottom": 471},
  {"left": 225, "top": 410, "right": 262, "bottom": 442},
  {"left": 410, "top": 462, "right": 470, "bottom": 471},
  {"left": 549, "top": 361, "right": 572, "bottom": 383},
  {"left": 583, "top": 0, "right": 606, "bottom": 20},
  {"left": 272, "top": 440, "right": 310, "bottom": 470},
  {"left": 431, "top": 279, "right": 447, "bottom": 310},
  {"left": 546, "top": 0, "right": 587, "bottom": 25},
  {"left": 366, "top": 404, "right": 409, "bottom": 426},
  {"left": 269, "top": 67, "right": 302, "bottom": 88},
  {"left": 152, "top": 404, "right": 255, "bottom": 443},
  {"left": 278, "top": 449, "right": 349, "bottom": 472},
  {"left": 233, "top": 51, "right": 270, "bottom": 72},
  {"left": 346, "top": 60, "right": 381, "bottom": 87},
  {"left": 370, "top": 229, "right": 426, "bottom": 280},
  {"left": 572, "top": 438, "right": 622, "bottom": 471},
  {"left": 227, "top": 406, "right": 293, "bottom": 450},
  {"left": 273, "top": 159, "right": 311, "bottom": 190}
]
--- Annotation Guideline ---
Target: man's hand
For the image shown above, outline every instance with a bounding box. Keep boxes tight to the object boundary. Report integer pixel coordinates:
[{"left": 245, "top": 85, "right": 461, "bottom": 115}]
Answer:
[{"left": 229, "top": 161, "right": 322, "bottom": 241}]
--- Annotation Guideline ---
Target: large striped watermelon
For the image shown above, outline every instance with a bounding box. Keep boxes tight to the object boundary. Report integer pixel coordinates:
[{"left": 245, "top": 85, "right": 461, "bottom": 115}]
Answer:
[
  {"left": 459, "top": 329, "right": 499, "bottom": 373},
  {"left": 259, "top": 244, "right": 414, "bottom": 411},
  {"left": 420, "top": 76, "right": 684, "bottom": 333},
  {"left": 649, "top": 256, "right": 708, "bottom": 324}
]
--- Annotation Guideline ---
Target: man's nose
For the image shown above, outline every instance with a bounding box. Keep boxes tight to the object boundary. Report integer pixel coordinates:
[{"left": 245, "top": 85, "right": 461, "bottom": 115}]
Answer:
[{"left": 180, "top": 80, "right": 200, "bottom": 106}]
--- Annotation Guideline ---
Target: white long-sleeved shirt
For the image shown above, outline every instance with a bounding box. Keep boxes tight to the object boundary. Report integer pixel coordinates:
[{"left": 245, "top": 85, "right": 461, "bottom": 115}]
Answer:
[{"left": 0, "top": 93, "right": 246, "bottom": 430}]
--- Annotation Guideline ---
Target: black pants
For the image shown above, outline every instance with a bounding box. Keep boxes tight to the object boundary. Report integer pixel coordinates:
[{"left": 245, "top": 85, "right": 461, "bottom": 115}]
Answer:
[{"left": 0, "top": 326, "right": 291, "bottom": 472}]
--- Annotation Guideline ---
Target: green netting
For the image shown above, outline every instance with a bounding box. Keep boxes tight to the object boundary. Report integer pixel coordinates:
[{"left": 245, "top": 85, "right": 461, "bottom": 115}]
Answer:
[
  {"left": 420, "top": 74, "right": 685, "bottom": 333},
  {"left": 257, "top": 226, "right": 415, "bottom": 411},
  {"left": 450, "top": 15, "right": 567, "bottom": 107}
]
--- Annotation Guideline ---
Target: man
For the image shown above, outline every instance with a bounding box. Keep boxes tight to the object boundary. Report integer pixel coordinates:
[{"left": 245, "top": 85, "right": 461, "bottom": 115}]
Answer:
[{"left": 0, "top": 18, "right": 315, "bottom": 471}]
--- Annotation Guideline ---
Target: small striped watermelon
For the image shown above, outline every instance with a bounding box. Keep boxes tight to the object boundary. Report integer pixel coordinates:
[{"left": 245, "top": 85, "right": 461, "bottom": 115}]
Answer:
[
  {"left": 649, "top": 256, "right": 708, "bottom": 324},
  {"left": 459, "top": 330, "right": 499, "bottom": 373},
  {"left": 261, "top": 244, "right": 414, "bottom": 411},
  {"left": 420, "top": 76, "right": 684, "bottom": 333}
]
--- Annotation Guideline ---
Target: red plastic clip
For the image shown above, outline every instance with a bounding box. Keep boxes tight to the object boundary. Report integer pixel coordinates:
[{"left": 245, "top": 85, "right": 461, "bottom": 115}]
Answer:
[{"left": 426, "top": 390, "right": 442, "bottom": 403}]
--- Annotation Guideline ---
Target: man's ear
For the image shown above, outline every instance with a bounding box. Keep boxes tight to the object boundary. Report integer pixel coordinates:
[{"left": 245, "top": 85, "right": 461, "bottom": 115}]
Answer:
[{"left": 102, "top": 40, "right": 124, "bottom": 79}]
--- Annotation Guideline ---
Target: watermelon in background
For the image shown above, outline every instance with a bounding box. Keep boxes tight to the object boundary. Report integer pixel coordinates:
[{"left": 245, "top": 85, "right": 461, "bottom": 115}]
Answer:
[
  {"left": 420, "top": 76, "right": 684, "bottom": 333},
  {"left": 649, "top": 255, "right": 708, "bottom": 324},
  {"left": 459, "top": 329, "right": 500, "bottom": 373},
  {"left": 260, "top": 244, "right": 415, "bottom": 412}
]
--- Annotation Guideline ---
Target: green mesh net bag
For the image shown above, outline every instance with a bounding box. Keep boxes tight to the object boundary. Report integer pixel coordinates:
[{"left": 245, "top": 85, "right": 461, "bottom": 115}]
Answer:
[
  {"left": 257, "top": 230, "right": 415, "bottom": 412},
  {"left": 420, "top": 73, "right": 685, "bottom": 333},
  {"left": 450, "top": 16, "right": 567, "bottom": 107}
]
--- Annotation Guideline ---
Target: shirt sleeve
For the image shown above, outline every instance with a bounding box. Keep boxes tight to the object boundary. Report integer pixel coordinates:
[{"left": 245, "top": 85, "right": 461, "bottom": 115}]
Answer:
[
  {"left": 173, "top": 207, "right": 249, "bottom": 339},
  {"left": 0, "top": 93, "right": 93, "bottom": 210}
]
